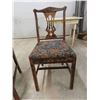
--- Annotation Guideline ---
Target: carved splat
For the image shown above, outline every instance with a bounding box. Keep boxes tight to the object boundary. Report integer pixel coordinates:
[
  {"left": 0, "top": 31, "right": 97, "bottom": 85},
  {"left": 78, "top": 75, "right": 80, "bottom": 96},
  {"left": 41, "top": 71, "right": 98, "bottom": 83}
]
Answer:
[
  {"left": 33, "top": 6, "right": 66, "bottom": 42},
  {"left": 44, "top": 12, "right": 57, "bottom": 39}
]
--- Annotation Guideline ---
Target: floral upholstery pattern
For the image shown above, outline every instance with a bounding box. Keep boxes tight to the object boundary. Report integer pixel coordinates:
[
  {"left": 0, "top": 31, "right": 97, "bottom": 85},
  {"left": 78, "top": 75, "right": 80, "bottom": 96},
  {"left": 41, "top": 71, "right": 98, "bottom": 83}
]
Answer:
[{"left": 29, "top": 40, "right": 76, "bottom": 64}]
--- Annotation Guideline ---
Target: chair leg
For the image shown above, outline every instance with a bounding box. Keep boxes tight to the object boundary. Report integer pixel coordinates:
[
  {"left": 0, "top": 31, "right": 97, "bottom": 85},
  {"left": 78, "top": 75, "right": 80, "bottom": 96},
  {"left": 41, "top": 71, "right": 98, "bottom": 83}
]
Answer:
[
  {"left": 70, "top": 60, "right": 76, "bottom": 89},
  {"left": 17, "top": 65, "right": 22, "bottom": 74},
  {"left": 30, "top": 61, "right": 39, "bottom": 91},
  {"left": 13, "top": 51, "right": 22, "bottom": 74},
  {"left": 13, "top": 87, "right": 20, "bottom": 100}
]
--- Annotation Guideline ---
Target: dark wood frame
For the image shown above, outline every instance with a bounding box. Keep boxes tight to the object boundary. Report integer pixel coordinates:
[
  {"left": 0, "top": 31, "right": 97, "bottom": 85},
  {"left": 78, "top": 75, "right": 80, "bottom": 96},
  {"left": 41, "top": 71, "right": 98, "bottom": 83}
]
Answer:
[
  {"left": 33, "top": 6, "right": 66, "bottom": 42},
  {"left": 29, "top": 6, "right": 76, "bottom": 91},
  {"left": 13, "top": 50, "right": 22, "bottom": 100}
]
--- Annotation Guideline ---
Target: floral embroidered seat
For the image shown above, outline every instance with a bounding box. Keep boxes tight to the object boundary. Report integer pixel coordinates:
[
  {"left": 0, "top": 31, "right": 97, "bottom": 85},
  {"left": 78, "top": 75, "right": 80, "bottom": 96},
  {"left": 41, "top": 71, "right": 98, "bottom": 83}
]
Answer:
[{"left": 29, "top": 40, "right": 76, "bottom": 64}]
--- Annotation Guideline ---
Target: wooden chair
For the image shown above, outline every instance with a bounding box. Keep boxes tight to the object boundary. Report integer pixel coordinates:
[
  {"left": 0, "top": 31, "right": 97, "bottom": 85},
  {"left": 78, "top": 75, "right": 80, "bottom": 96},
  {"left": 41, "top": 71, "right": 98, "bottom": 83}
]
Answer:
[
  {"left": 29, "top": 6, "right": 77, "bottom": 91},
  {"left": 13, "top": 50, "right": 22, "bottom": 100}
]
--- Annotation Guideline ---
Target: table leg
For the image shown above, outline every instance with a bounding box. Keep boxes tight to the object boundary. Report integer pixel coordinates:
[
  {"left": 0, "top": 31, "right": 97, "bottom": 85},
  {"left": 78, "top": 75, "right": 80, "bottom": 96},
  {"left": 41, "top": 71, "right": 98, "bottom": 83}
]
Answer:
[{"left": 72, "top": 24, "right": 77, "bottom": 47}]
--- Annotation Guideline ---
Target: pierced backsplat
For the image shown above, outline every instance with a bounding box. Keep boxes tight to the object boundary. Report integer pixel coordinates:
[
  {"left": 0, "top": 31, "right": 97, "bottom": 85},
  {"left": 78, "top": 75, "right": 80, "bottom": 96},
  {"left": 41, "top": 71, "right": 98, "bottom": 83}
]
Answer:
[
  {"left": 33, "top": 6, "right": 66, "bottom": 42},
  {"left": 44, "top": 12, "right": 57, "bottom": 39}
]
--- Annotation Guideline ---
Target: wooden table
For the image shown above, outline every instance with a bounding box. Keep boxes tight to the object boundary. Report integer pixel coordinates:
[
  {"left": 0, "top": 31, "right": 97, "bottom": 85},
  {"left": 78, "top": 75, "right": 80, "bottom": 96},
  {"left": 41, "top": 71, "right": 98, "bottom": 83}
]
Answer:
[{"left": 52, "top": 17, "right": 83, "bottom": 46}]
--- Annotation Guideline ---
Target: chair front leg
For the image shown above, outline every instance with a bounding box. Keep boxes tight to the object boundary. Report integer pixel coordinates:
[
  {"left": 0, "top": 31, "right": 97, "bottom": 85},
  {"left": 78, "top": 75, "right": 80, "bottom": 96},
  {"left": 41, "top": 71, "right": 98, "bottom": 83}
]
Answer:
[
  {"left": 13, "top": 51, "right": 22, "bottom": 74},
  {"left": 17, "top": 64, "right": 22, "bottom": 74},
  {"left": 30, "top": 60, "right": 39, "bottom": 91},
  {"left": 13, "top": 87, "right": 20, "bottom": 100},
  {"left": 70, "top": 59, "right": 76, "bottom": 89}
]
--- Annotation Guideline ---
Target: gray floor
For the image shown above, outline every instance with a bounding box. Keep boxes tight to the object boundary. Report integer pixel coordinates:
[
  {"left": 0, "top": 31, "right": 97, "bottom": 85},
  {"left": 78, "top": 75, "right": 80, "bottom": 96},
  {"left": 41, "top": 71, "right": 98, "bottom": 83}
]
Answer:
[{"left": 13, "top": 37, "right": 87, "bottom": 100}]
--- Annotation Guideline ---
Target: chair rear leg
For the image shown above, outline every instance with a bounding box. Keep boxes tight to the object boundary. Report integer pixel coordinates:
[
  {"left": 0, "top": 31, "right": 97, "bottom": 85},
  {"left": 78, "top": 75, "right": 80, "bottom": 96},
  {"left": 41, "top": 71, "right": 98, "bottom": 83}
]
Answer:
[{"left": 70, "top": 60, "right": 76, "bottom": 89}]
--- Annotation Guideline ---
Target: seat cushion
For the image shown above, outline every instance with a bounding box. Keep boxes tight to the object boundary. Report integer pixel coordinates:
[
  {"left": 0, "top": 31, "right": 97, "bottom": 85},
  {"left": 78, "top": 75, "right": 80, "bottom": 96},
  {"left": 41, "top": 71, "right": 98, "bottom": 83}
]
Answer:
[{"left": 29, "top": 40, "right": 76, "bottom": 63}]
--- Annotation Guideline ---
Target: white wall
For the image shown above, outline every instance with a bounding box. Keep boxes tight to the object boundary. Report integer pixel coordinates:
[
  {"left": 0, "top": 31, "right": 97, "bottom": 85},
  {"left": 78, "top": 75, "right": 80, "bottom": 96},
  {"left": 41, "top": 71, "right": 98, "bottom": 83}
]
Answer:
[{"left": 14, "top": 1, "right": 75, "bottom": 38}]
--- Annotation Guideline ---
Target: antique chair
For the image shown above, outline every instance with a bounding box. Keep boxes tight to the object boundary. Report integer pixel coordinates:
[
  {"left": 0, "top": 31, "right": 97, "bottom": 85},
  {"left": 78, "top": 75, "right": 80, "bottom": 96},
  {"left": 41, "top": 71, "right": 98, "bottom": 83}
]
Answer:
[
  {"left": 13, "top": 50, "right": 22, "bottom": 100},
  {"left": 29, "top": 6, "right": 76, "bottom": 91}
]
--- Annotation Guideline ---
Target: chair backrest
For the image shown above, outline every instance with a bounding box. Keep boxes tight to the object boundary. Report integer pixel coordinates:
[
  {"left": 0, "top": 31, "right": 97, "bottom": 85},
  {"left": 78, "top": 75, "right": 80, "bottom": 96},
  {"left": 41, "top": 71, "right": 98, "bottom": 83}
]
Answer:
[{"left": 33, "top": 6, "right": 67, "bottom": 42}]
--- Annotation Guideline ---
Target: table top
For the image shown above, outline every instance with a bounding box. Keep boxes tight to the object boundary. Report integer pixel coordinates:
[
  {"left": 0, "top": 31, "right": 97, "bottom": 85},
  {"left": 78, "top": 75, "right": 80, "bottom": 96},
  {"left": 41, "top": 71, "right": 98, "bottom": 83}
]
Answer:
[
  {"left": 54, "top": 16, "right": 83, "bottom": 21},
  {"left": 47, "top": 16, "right": 83, "bottom": 23}
]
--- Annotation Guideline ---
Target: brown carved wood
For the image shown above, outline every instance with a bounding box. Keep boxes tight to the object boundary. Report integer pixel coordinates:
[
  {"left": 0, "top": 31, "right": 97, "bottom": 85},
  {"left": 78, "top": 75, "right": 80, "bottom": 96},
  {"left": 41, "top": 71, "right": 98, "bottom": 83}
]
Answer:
[
  {"left": 44, "top": 12, "right": 57, "bottom": 39},
  {"left": 33, "top": 6, "right": 66, "bottom": 42},
  {"left": 30, "top": 6, "right": 77, "bottom": 91}
]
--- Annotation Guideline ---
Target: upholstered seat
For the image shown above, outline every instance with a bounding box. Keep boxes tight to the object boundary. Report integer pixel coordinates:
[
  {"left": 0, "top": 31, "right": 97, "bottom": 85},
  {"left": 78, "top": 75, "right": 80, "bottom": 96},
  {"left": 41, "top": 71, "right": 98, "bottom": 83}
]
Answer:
[{"left": 29, "top": 40, "right": 76, "bottom": 64}]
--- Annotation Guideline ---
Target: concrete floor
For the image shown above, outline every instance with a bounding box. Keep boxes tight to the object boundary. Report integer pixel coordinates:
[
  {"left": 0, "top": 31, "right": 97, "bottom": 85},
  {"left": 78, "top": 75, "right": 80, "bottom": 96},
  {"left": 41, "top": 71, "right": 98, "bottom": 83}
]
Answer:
[{"left": 13, "top": 37, "right": 87, "bottom": 100}]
